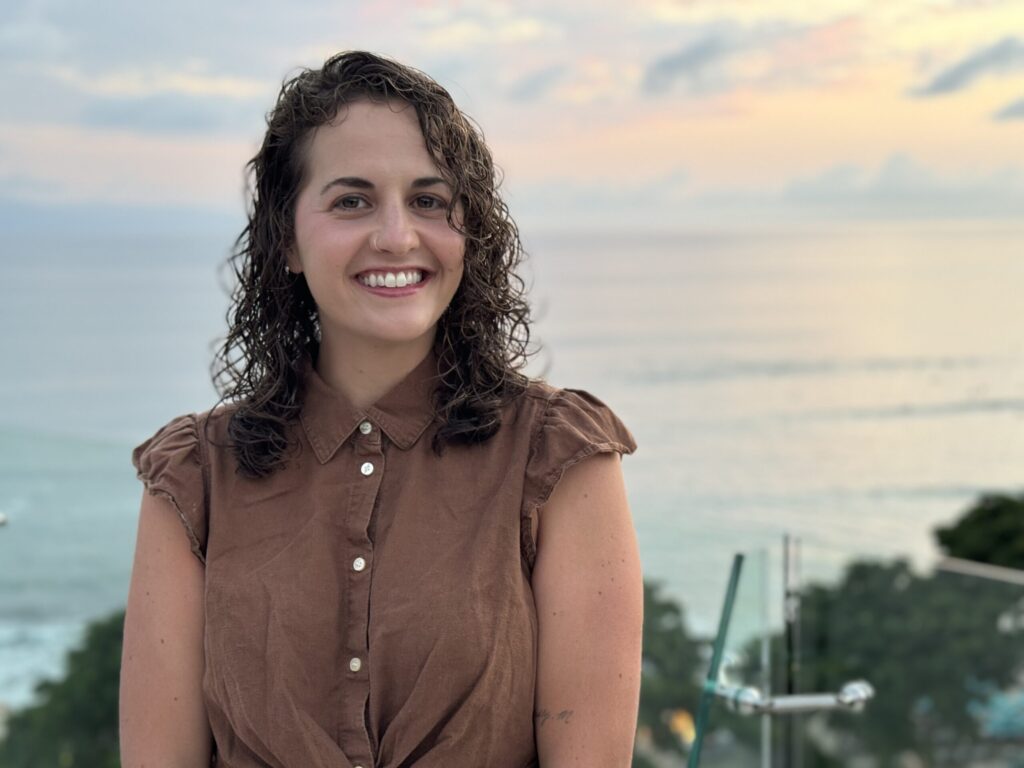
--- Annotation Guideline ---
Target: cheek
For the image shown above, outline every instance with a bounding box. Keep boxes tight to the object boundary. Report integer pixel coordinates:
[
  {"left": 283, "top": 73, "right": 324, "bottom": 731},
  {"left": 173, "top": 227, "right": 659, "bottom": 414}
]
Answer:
[
  {"left": 296, "top": 216, "right": 357, "bottom": 267},
  {"left": 444, "top": 233, "right": 467, "bottom": 272}
]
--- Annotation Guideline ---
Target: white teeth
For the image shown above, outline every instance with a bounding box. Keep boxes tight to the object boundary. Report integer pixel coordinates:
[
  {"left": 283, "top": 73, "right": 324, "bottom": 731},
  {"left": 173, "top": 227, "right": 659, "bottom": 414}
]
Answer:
[{"left": 358, "top": 270, "right": 424, "bottom": 288}]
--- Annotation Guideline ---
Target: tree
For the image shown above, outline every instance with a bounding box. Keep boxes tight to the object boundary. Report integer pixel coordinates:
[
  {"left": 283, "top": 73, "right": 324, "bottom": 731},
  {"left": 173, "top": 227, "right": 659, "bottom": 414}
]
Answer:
[
  {"left": 0, "top": 610, "right": 123, "bottom": 768},
  {"left": 635, "top": 579, "right": 705, "bottom": 760},
  {"left": 793, "top": 559, "right": 1023, "bottom": 764},
  {"left": 935, "top": 491, "right": 1024, "bottom": 569}
]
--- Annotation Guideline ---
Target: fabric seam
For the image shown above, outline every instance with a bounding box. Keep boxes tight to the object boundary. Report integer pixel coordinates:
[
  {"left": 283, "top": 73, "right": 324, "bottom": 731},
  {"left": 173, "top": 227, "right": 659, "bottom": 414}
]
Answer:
[{"left": 135, "top": 475, "right": 207, "bottom": 566}]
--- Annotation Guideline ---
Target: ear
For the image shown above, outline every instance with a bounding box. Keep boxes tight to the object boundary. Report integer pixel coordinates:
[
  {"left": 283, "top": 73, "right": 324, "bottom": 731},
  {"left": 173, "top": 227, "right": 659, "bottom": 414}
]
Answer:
[{"left": 284, "top": 245, "right": 303, "bottom": 274}]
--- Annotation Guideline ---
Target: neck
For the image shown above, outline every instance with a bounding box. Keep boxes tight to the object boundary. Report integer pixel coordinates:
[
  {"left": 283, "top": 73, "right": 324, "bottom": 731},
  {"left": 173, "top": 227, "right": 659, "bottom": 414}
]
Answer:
[{"left": 314, "top": 333, "right": 434, "bottom": 411}]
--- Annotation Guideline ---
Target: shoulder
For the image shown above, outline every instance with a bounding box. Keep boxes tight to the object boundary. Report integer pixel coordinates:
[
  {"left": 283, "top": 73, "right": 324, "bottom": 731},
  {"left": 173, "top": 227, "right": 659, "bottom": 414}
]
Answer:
[
  {"left": 194, "top": 400, "right": 242, "bottom": 434},
  {"left": 519, "top": 377, "right": 637, "bottom": 456},
  {"left": 130, "top": 401, "right": 241, "bottom": 505},
  {"left": 130, "top": 402, "right": 243, "bottom": 566},
  {"left": 520, "top": 377, "right": 638, "bottom": 514}
]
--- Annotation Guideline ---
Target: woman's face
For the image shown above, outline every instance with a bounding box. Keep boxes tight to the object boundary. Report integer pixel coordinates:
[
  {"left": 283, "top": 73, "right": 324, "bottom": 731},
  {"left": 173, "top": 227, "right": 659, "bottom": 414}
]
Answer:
[{"left": 288, "top": 98, "right": 466, "bottom": 353}]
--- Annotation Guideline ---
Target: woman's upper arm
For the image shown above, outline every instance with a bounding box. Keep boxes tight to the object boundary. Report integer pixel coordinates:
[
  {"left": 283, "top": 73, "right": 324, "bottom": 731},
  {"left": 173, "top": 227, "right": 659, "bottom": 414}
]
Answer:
[
  {"left": 119, "top": 490, "right": 212, "bottom": 767},
  {"left": 531, "top": 451, "right": 643, "bottom": 768}
]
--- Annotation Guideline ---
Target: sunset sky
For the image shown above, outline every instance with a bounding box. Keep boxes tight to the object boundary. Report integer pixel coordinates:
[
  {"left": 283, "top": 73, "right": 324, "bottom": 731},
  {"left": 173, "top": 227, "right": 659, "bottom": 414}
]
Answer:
[{"left": 1, "top": 0, "right": 1022, "bottom": 232}]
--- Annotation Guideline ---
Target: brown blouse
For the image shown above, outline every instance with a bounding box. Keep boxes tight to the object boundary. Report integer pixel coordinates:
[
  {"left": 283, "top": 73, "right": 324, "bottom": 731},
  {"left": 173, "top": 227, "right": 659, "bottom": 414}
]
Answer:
[{"left": 130, "top": 347, "right": 638, "bottom": 768}]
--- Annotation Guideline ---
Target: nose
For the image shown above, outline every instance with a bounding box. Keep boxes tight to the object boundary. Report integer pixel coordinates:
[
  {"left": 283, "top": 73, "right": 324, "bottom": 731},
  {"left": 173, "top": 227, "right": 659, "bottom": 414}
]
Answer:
[{"left": 372, "top": 198, "right": 419, "bottom": 255}]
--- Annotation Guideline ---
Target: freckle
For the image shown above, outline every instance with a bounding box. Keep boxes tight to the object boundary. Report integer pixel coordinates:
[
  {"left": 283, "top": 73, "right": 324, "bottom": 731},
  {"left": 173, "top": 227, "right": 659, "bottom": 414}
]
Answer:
[
  {"left": 598, "top": 590, "right": 603, "bottom": 595},
  {"left": 160, "top": 638, "right": 165, "bottom": 644},
  {"left": 618, "top": 673, "right": 623, "bottom": 678},
  {"left": 173, "top": 696, "right": 178, "bottom": 701}
]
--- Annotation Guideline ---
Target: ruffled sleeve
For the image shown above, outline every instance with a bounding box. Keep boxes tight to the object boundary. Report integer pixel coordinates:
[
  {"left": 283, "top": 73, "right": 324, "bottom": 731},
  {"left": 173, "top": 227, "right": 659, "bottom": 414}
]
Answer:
[
  {"left": 521, "top": 387, "right": 638, "bottom": 571},
  {"left": 131, "top": 413, "right": 208, "bottom": 566}
]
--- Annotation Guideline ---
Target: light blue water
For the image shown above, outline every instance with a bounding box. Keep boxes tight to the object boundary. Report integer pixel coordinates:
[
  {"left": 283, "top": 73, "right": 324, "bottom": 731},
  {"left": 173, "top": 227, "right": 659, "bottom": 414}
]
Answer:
[{"left": 2, "top": 222, "right": 1023, "bottom": 711}]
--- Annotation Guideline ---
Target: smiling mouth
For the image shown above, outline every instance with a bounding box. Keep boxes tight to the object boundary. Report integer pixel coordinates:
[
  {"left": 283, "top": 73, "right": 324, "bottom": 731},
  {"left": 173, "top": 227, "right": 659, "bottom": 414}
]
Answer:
[{"left": 355, "top": 268, "right": 432, "bottom": 288}]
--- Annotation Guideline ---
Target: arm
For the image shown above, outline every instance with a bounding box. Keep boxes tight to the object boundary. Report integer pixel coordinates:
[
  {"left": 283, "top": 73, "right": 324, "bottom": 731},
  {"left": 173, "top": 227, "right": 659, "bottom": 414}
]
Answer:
[
  {"left": 119, "top": 491, "right": 213, "bottom": 767},
  {"left": 532, "top": 452, "right": 643, "bottom": 767}
]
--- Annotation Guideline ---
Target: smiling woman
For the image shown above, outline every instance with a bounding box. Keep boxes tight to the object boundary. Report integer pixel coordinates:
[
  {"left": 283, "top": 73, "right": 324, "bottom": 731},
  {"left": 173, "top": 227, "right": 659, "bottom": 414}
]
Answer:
[{"left": 119, "top": 50, "right": 642, "bottom": 768}]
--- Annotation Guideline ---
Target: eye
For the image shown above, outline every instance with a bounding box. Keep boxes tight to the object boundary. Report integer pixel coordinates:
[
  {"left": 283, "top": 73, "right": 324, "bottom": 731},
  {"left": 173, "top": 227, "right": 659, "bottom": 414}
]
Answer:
[
  {"left": 332, "top": 195, "right": 367, "bottom": 211},
  {"left": 414, "top": 195, "right": 446, "bottom": 211}
]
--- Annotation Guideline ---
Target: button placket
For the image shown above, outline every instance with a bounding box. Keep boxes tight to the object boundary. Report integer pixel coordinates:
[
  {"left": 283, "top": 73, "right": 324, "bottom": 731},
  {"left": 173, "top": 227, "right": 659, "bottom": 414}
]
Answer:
[{"left": 341, "top": 419, "right": 382, "bottom": 765}]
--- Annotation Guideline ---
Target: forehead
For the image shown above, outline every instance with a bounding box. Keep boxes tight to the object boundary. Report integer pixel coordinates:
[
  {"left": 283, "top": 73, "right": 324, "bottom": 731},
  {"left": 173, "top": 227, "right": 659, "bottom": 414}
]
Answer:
[{"left": 302, "top": 99, "right": 436, "bottom": 175}]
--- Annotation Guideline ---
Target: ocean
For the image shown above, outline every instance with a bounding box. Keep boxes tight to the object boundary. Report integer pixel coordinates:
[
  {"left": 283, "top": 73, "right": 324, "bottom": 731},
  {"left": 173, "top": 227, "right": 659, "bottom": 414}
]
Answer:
[{"left": 2, "top": 220, "right": 1022, "bottom": 711}]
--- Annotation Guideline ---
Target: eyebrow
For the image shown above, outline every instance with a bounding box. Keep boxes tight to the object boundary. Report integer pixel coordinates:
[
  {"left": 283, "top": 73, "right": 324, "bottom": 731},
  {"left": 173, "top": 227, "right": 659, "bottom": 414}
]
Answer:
[{"left": 319, "top": 176, "right": 450, "bottom": 196}]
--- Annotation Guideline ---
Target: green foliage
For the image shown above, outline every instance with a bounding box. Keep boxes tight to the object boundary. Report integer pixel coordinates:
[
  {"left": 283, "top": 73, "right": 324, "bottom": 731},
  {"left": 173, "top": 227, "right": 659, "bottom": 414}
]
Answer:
[
  {"left": 631, "top": 752, "right": 662, "bottom": 768},
  {"left": 935, "top": 491, "right": 1024, "bottom": 568},
  {"left": 0, "top": 610, "right": 124, "bottom": 768},
  {"left": 636, "top": 579, "right": 704, "bottom": 758},
  {"left": 782, "top": 558, "right": 1023, "bottom": 764}
]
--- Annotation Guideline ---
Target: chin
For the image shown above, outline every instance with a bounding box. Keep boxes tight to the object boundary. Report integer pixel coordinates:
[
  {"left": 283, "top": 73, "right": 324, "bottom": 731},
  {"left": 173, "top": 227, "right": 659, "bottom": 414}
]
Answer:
[{"left": 363, "top": 325, "right": 436, "bottom": 346}]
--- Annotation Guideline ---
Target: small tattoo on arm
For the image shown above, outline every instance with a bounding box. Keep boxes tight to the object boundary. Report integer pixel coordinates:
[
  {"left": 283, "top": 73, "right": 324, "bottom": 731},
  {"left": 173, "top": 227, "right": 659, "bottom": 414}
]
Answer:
[{"left": 534, "top": 707, "right": 575, "bottom": 726}]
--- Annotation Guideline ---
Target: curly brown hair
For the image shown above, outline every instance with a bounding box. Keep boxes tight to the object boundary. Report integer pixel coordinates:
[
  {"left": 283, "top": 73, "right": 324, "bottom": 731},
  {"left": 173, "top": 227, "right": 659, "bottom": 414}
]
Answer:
[{"left": 206, "top": 50, "right": 538, "bottom": 479}]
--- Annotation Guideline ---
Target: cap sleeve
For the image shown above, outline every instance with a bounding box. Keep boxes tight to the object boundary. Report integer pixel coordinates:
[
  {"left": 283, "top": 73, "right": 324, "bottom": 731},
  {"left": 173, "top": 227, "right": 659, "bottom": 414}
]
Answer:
[
  {"left": 131, "top": 413, "right": 208, "bottom": 566},
  {"left": 521, "top": 387, "right": 638, "bottom": 570}
]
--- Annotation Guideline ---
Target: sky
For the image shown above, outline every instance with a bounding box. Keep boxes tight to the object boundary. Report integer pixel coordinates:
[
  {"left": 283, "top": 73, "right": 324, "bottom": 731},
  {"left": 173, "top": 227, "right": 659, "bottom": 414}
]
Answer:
[{"left": 1, "top": 0, "right": 1023, "bottom": 233}]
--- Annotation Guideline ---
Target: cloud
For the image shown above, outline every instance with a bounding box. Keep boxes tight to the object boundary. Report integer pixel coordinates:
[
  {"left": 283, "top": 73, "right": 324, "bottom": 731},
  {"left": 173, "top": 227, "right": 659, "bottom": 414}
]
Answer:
[
  {"left": 782, "top": 152, "right": 1024, "bottom": 218},
  {"left": 643, "top": 33, "right": 736, "bottom": 95},
  {"left": 506, "top": 65, "right": 568, "bottom": 102},
  {"left": 640, "top": 17, "right": 851, "bottom": 96},
  {"left": 0, "top": 194, "right": 239, "bottom": 236},
  {"left": 911, "top": 35, "right": 1024, "bottom": 95},
  {"left": 80, "top": 93, "right": 264, "bottom": 135},
  {"left": 500, "top": 153, "right": 1024, "bottom": 231},
  {"left": 417, "top": 9, "right": 562, "bottom": 51},
  {"left": 993, "top": 95, "right": 1024, "bottom": 120},
  {"left": 0, "top": 121, "right": 252, "bottom": 207},
  {"left": 48, "top": 64, "right": 268, "bottom": 100},
  {"left": 499, "top": 168, "right": 689, "bottom": 227},
  {"left": 0, "top": 19, "right": 67, "bottom": 61}
]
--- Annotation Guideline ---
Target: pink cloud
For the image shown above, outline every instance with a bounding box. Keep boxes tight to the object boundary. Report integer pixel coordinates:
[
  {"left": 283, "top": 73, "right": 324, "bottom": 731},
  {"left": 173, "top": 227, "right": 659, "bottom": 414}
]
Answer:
[{"left": 768, "top": 15, "right": 866, "bottom": 85}]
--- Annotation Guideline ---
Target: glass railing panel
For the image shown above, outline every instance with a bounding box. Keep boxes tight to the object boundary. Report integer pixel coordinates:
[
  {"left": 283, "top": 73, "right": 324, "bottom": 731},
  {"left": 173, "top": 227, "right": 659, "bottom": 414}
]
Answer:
[{"left": 688, "top": 548, "right": 772, "bottom": 767}]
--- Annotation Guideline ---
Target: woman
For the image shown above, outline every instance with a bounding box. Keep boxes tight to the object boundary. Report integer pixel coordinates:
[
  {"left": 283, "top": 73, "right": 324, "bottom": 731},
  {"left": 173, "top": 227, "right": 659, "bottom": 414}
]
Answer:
[{"left": 119, "top": 50, "right": 642, "bottom": 767}]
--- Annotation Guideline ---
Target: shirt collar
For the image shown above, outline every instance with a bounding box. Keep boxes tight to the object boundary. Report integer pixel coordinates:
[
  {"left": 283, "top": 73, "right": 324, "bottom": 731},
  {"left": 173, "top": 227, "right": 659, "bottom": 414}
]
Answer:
[{"left": 299, "top": 347, "right": 440, "bottom": 463}]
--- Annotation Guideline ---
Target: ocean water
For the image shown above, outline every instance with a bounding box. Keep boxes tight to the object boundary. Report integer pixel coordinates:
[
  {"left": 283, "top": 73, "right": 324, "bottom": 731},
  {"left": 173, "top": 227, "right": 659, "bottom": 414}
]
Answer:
[{"left": 1, "top": 221, "right": 1022, "bottom": 711}]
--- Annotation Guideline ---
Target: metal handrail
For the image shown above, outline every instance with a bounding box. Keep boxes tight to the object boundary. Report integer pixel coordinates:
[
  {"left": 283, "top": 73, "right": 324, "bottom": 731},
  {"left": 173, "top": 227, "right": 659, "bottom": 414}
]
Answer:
[{"left": 711, "top": 679, "right": 875, "bottom": 716}]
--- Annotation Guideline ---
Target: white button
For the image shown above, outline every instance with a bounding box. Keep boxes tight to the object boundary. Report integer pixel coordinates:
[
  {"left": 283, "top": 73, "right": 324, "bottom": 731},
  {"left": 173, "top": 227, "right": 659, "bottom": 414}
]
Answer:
[
  {"left": 353, "top": 557, "right": 366, "bottom": 572},
  {"left": 349, "top": 656, "right": 362, "bottom": 672},
  {"left": 360, "top": 462, "right": 374, "bottom": 476},
  {"left": 359, "top": 421, "right": 372, "bottom": 434}
]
